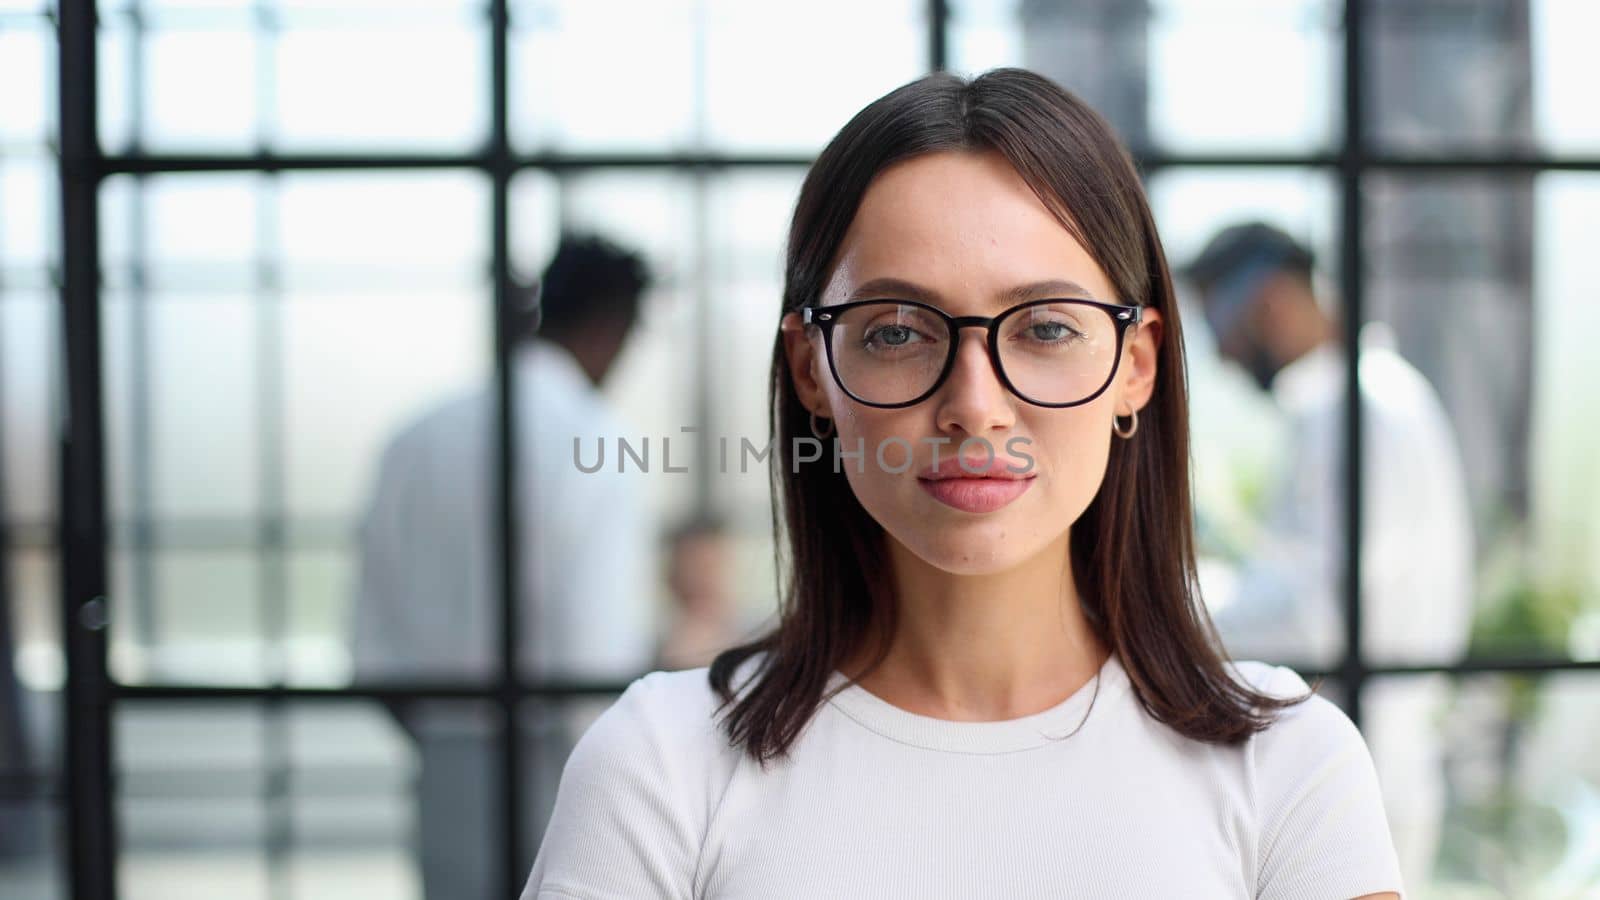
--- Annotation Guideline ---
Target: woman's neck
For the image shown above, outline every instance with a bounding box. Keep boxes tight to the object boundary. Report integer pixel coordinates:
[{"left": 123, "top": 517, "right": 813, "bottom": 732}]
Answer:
[{"left": 838, "top": 533, "right": 1109, "bottom": 722}]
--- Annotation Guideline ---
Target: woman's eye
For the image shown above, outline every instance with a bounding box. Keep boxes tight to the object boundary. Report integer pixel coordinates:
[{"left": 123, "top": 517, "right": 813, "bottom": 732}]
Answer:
[
  {"left": 1025, "top": 321, "right": 1080, "bottom": 343},
  {"left": 864, "top": 324, "right": 923, "bottom": 347}
]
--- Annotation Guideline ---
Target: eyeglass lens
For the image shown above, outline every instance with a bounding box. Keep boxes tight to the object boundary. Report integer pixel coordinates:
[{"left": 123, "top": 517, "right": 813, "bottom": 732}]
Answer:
[{"left": 828, "top": 301, "right": 1121, "bottom": 405}]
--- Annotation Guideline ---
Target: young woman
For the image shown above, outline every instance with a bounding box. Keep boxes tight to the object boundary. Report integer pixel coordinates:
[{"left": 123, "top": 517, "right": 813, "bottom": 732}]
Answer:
[{"left": 521, "top": 68, "right": 1405, "bottom": 900}]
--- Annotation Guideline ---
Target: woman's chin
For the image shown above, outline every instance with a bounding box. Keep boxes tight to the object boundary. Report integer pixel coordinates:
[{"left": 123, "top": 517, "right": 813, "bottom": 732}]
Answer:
[{"left": 896, "top": 527, "right": 1035, "bottom": 576}]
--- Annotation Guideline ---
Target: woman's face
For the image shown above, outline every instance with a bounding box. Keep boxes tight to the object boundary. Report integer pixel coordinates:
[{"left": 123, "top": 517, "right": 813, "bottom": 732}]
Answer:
[{"left": 782, "top": 149, "right": 1163, "bottom": 576}]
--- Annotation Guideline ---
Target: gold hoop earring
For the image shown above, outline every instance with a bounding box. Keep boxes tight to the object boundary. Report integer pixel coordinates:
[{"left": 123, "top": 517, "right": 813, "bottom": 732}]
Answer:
[
  {"left": 810, "top": 411, "right": 835, "bottom": 440},
  {"left": 1113, "top": 406, "right": 1139, "bottom": 439}
]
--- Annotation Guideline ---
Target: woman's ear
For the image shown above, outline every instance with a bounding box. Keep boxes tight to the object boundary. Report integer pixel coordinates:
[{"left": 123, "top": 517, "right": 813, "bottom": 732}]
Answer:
[
  {"left": 1117, "top": 307, "right": 1163, "bottom": 414},
  {"left": 780, "top": 311, "right": 832, "bottom": 418}
]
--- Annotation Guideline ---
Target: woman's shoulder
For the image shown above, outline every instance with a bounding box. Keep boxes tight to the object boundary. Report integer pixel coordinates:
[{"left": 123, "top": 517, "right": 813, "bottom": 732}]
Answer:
[
  {"left": 521, "top": 659, "right": 752, "bottom": 890},
  {"left": 525, "top": 661, "right": 759, "bottom": 898},
  {"left": 1223, "top": 660, "right": 1405, "bottom": 897},
  {"left": 564, "top": 656, "right": 760, "bottom": 780},
  {"left": 1225, "top": 658, "right": 1360, "bottom": 749},
  {"left": 1223, "top": 658, "right": 1371, "bottom": 776},
  {"left": 634, "top": 650, "right": 765, "bottom": 726}
]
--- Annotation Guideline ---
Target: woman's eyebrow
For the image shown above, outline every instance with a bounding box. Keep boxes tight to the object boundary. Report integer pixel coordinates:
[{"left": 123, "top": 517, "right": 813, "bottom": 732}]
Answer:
[{"left": 847, "top": 276, "right": 1099, "bottom": 305}]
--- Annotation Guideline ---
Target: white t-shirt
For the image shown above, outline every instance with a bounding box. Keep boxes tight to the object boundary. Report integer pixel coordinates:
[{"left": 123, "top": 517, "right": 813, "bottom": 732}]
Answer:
[{"left": 521, "top": 650, "right": 1405, "bottom": 899}]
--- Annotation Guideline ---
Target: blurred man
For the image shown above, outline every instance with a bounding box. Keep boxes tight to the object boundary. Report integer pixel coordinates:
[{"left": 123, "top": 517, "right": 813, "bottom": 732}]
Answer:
[
  {"left": 1185, "top": 221, "right": 1476, "bottom": 891},
  {"left": 351, "top": 232, "right": 659, "bottom": 899}
]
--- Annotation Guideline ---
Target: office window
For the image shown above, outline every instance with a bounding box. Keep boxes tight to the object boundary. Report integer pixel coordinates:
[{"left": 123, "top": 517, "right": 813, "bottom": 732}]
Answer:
[
  {"left": 1, "top": 4, "right": 63, "bottom": 898},
  {"left": 97, "top": 0, "right": 489, "bottom": 154},
  {"left": 1365, "top": 671, "right": 1600, "bottom": 893},
  {"left": 28, "top": 2, "right": 1600, "bottom": 898},
  {"left": 509, "top": 0, "right": 924, "bottom": 152}
]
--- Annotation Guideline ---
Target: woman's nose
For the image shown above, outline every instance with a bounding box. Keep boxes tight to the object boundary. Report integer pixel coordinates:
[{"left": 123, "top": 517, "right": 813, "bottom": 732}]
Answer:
[{"left": 933, "top": 327, "right": 1016, "bottom": 436}]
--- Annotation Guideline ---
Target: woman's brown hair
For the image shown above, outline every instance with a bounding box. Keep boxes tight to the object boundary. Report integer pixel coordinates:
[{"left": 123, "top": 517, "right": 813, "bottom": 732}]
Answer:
[{"left": 708, "top": 67, "right": 1319, "bottom": 766}]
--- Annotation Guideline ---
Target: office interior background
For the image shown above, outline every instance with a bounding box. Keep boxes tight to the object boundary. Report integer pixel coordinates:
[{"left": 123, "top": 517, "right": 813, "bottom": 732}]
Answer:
[{"left": 3, "top": 0, "right": 1600, "bottom": 897}]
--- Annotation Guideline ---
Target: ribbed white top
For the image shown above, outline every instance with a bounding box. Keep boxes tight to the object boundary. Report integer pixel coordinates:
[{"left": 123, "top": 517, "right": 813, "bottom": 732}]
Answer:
[{"left": 522, "top": 651, "right": 1405, "bottom": 899}]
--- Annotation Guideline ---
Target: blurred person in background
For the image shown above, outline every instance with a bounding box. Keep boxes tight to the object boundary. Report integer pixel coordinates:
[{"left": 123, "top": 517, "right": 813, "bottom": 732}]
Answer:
[
  {"left": 351, "top": 232, "right": 659, "bottom": 898},
  {"left": 1185, "top": 221, "right": 1476, "bottom": 889},
  {"left": 653, "top": 515, "right": 751, "bottom": 672},
  {"left": 0, "top": 576, "right": 44, "bottom": 864}
]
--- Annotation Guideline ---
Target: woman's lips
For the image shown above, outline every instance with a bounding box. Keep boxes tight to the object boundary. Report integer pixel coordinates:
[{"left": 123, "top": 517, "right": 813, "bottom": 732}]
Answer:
[{"left": 917, "top": 475, "right": 1034, "bottom": 513}]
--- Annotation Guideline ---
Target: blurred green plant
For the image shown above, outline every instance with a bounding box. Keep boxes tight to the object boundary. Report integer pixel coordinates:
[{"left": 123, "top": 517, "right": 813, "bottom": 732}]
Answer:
[
  {"left": 1436, "top": 781, "right": 1569, "bottom": 899},
  {"left": 1468, "top": 523, "right": 1586, "bottom": 663},
  {"left": 1432, "top": 521, "right": 1593, "bottom": 897}
]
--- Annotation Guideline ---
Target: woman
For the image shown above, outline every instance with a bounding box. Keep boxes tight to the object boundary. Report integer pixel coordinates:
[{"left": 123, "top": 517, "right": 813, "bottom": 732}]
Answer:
[{"left": 521, "top": 68, "right": 1404, "bottom": 900}]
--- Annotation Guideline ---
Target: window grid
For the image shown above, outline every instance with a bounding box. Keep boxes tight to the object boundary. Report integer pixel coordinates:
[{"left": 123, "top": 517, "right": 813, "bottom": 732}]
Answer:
[{"left": 42, "top": 2, "right": 1600, "bottom": 899}]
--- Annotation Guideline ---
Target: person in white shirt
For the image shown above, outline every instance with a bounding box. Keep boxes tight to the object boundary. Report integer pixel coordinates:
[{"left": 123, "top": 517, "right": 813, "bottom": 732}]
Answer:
[
  {"left": 523, "top": 68, "right": 1404, "bottom": 900},
  {"left": 352, "top": 233, "right": 660, "bottom": 899},
  {"left": 1185, "top": 221, "right": 1476, "bottom": 891}
]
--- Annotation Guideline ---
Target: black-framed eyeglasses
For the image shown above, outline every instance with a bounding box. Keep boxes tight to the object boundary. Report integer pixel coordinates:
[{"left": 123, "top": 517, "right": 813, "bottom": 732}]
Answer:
[{"left": 801, "top": 297, "right": 1144, "bottom": 408}]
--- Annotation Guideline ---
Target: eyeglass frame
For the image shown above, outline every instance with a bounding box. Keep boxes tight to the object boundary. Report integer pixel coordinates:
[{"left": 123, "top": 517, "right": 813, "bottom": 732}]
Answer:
[{"left": 800, "top": 296, "right": 1145, "bottom": 409}]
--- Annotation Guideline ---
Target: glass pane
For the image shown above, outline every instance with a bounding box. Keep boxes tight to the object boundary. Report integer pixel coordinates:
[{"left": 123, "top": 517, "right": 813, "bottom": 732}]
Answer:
[
  {"left": 1, "top": 332, "right": 63, "bottom": 899},
  {"left": 698, "top": 0, "right": 924, "bottom": 152},
  {"left": 1531, "top": 175, "right": 1600, "bottom": 662},
  {"left": 109, "top": 548, "right": 265, "bottom": 686},
  {"left": 95, "top": 4, "right": 488, "bottom": 154},
  {"left": 512, "top": 0, "right": 921, "bottom": 153},
  {"left": 1147, "top": 0, "right": 1341, "bottom": 153},
  {"left": 284, "top": 547, "right": 349, "bottom": 686},
  {"left": 100, "top": 172, "right": 492, "bottom": 686},
  {"left": 506, "top": 170, "right": 559, "bottom": 283},
  {"left": 509, "top": 0, "right": 698, "bottom": 151},
  {"left": 704, "top": 170, "right": 798, "bottom": 518},
  {"left": 277, "top": 171, "right": 487, "bottom": 280},
  {"left": 1365, "top": 671, "right": 1600, "bottom": 897},
  {"left": 0, "top": 293, "right": 55, "bottom": 524},
  {"left": 280, "top": 169, "right": 490, "bottom": 495},
  {"left": 116, "top": 699, "right": 486, "bottom": 900},
  {"left": 1154, "top": 169, "right": 1347, "bottom": 669},
  {"left": 286, "top": 172, "right": 490, "bottom": 687},
  {"left": 0, "top": 156, "right": 57, "bottom": 272},
  {"left": 100, "top": 0, "right": 481, "bottom": 11},
  {"left": 1368, "top": 0, "right": 1600, "bottom": 156},
  {"left": 142, "top": 26, "right": 260, "bottom": 151},
  {"left": 699, "top": 171, "right": 793, "bottom": 651},
  {"left": 272, "top": 12, "right": 487, "bottom": 152},
  {"left": 107, "top": 173, "right": 262, "bottom": 291},
  {"left": 284, "top": 288, "right": 490, "bottom": 518},
  {"left": 96, "top": 13, "right": 134, "bottom": 151},
  {"left": 102, "top": 291, "right": 262, "bottom": 519},
  {"left": 1365, "top": 173, "right": 1600, "bottom": 665},
  {"left": 0, "top": 11, "right": 61, "bottom": 883},
  {"left": 948, "top": 0, "right": 1153, "bottom": 148},
  {"left": 0, "top": 19, "right": 54, "bottom": 146},
  {"left": 950, "top": 0, "right": 1339, "bottom": 153}
]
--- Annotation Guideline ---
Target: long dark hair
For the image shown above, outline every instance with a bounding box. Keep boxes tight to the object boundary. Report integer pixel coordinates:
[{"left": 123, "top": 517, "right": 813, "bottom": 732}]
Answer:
[{"left": 708, "top": 67, "right": 1318, "bottom": 767}]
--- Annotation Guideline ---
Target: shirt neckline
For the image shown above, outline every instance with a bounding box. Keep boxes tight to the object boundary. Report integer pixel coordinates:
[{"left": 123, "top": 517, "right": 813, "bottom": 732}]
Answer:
[{"left": 823, "top": 651, "right": 1129, "bottom": 755}]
